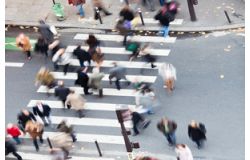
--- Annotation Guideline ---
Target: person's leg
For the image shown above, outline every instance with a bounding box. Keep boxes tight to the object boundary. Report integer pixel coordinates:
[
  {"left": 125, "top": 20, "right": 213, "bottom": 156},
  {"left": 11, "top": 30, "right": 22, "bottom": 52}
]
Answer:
[
  {"left": 63, "top": 63, "right": 70, "bottom": 75},
  {"left": 53, "top": 62, "right": 59, "bottom": 71},
  {"left": 77, "top": 4, "right": 85, "bottom": 17},
  {"left": 79, "top": 59, "right": 84, "bottom": 67},
  {"left": 77, "top": 110, "right": 85, "bottom": 118},
  {"left": 13, "top": 137, "right": 21, "bottom": 145},
  {"left": 133, "top": 121, "right": 139, "bottom": 135},
  {"left": 163, "top": 26, "right": 169, "bottom": 37},
  {"left": 45, "top": 116, "right": 52, "bottom": 125},
  {"left": 12, "top": 151, "right": 23, "bottom": 160},
  {"left": 40, "top": 116, "right": 48, "bottom": 126},
  {"left": 33, "top": 138, "right": 39, "bottom": 151},
  {"left": 26, "top": 50, "right": 31, "bottom": 59},
  {"left": 83, "top": 85, "right": 90, "bottom": 94},
  {"left": 169, "top": 132, "right": 176, "bottom": 145},
  {"left": 100, "top": 6, "right": 112, "bottom": 15},
  {"left": 123, "top": 34, "right": 128, "bottom": 46},
  {"left": 146, "top": 0, "right": 155, "bottom": 11},
  {"left": 115, "top": 79, "right": 121, "bottom": 90}
]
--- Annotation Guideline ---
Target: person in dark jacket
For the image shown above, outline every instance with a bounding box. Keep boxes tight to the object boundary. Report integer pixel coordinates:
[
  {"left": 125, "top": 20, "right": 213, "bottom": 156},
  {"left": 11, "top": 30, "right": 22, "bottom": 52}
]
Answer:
[
  {"left": 55, "top": 80, "right": 70, "bottom": 108},
  {"left": 188, "top": 120, "right": 206, "bottom": 149},
  {"left": 34, "top": 36, "right": 49, "bottom": 57},
  {"left": 119, "top": 5, "right": 135, "bottom": 21},
  {"left": 38, "top": 20, "right": 54, "bottom": 44},
  {"left": 17, "top": 109, "right": 37, "bottom": 133},
  {"left": 32, "top": 101, "right": 51, "bottom": 126},
  {"left": 73, "top": 45, "right": 92, "bottom": 67},
  {"left": 85, "top": 34, "right": 100, "bottom": 56},
  {"left": 75, "top": 67, "right": 92, "bottom": 95},
  {"left": 5, "top": 138, "right": 22, "bottom": 160}
]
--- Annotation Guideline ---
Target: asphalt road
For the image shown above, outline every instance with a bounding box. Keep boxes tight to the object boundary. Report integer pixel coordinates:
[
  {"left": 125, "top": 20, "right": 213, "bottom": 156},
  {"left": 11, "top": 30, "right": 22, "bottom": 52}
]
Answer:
[{"left": 5, "top": 28, "right": 244, "bottom": 160}]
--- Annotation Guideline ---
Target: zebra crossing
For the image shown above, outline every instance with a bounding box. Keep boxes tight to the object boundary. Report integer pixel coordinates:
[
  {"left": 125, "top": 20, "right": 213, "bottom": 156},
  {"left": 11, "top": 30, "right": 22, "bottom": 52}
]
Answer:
[{"left": 6, "top": 19, "right": 182, "bottom": 159}]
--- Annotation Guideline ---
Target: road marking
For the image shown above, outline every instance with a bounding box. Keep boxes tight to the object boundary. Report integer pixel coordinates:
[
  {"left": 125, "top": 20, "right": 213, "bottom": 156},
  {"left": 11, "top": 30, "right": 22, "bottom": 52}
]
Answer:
[
  {"left": 5, "top": 62, "right": 24, "bottom": 67},
  {"left": 74, "top": 33, "right": 176, "bottom": 43},
  {"left": 65, "top": 59, "right": 163, "bottom": 69},
  {"left": 144, "top": 18, "right": 183, "bottom": 25},
  {"left": 37, "top": 86, "right": 136, "bottom": 97},
  {"left": 66, "top": 45, "right": 170, "bottom": 56},
  {"left": 5, "top": 37, "right": 36, "bottom": 51},
  {"left": 51, "top": 72, "right": 157, "bottom": 83},
  {"left": 7, "top": 152, "right": 116, "bottom": 160}
]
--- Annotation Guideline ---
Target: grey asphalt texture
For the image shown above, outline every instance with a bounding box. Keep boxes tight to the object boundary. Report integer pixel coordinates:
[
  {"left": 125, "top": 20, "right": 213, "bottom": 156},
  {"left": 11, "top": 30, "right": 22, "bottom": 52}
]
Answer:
[{"left": 5, "top": 28, "right": 244, "bottom": 160}]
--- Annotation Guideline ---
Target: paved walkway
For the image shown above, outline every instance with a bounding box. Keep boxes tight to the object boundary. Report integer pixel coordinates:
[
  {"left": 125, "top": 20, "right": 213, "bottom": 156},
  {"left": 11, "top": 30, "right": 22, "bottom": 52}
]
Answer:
[{"left": 5, "top": 0, "right": 245, "bottom": 32}]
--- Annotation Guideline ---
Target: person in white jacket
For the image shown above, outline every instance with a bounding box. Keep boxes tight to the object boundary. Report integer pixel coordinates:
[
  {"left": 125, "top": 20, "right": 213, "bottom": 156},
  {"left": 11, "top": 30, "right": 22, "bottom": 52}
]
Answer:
[
  {"left": 158, "top": 63, "right": 177, "bottom": 93},
  {"left": 175, "top": 144, "right": 193, "bottom": 160}
]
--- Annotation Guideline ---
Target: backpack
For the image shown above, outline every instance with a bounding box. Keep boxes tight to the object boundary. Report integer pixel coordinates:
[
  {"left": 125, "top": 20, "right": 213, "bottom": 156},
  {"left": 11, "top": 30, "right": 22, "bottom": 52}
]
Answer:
[{"left": 199, "top": 123, "right": 206, "bottom": 134}]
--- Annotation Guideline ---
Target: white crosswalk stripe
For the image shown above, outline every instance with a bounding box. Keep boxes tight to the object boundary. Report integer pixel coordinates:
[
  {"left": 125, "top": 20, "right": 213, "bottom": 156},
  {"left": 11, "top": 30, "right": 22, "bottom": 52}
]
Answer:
[
  {"left": 74, "top": 33, "right": 176, "bottom": 43},
  {"left": 5, "top": 62, "right": 24, "bottom": 67},
  {"left": 66, "top": 45, "right": 170, "bottom": 56},
  {"left": 51, "top": 72, "right": 157, "bottom": 83}
]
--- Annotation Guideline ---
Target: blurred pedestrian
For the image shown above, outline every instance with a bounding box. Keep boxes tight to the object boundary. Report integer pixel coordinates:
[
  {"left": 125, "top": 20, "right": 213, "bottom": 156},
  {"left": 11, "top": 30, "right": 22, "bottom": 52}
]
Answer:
[
  {"left": 92, "top": 0, "right": 112, "bottom": 20},
  {"left": 65, "top": 90, "right": 86, "bottom": 118},
  {"left": 73, "top": 45, "right": 91, "bottom": 67},
  {"left": 6, "top": 123, "right": 23, "bottom": 145},
  {"left": 188, "top": 120, "right": 207, "bottom": 149},
  {"left": 5, "top": 138, "right": 23, "bottom": 160},
  {"left": 55, "top": 80, "right": 70, "bottom": 109},
  {"left": 34, "top": 36, "right": 49, "bottom": 58},
  {"left": 72, "top": 0, "right": 86, "bottom": 20},
  {"left": 142, "top": 0, "right": 155, "bottom": 11},
  {"left": 109, "top": 62, "right": 130, "bottom": 90},
  {"left": 139, "top": 43, "right": 157, "bottom": 68},
  {"left": 32, "top": 101, "right": 52, "bottom": 126},
  {"left": 120, "top": 5, "right": 135, "bottom": 21},
  {"left": 16, "top": 33, "right": 32, "bottom": 60},
  {"left": 17, "top": 109, "right": 37, "bottom": 133},
  {"left": 56, "top": 120, "right": 77, "bottom": 142},
  {"left": 157, "top": 117, "right": 177, "bottom": 146},
  {"left": 125, "top": 41, "right": 141, "bottom": 61},
  {"left": 175, "top": 144, "right": 193, "bottom": 160},
  {"left": 158, "top": 63, "right": 176, "bottom": 93},
  {"left": 134, "top": 155, "right": 158, "bottom": 160},
  {"left": 38, "top": 20, "right": 54, "bottom": 45},
  {"left": 49, "top": 148, "right": 65, "bottom": 160},
  {"left": 25, "top": 120, "right": 44, "bottom": 151},
  {"left": 88, "top": 67, "right": 105, "bottom": 97},
  {"left": 75, "top": 67, "right": 92, "bottom": 95}
]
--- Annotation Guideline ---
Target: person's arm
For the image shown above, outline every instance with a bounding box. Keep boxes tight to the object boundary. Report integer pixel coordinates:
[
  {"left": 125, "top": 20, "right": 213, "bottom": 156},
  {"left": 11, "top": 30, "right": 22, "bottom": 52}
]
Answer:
[
  {"left": 32, "top": 107, "right": 37, "bottom": 116},
  {"left": 30, "top": 112, "right": 37, "bottom": 121}
]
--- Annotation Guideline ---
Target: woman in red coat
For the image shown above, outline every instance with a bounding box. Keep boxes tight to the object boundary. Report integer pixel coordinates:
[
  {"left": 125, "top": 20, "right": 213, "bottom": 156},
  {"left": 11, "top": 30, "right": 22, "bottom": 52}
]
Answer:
[{"left": 6, "top": 123, "right": 23, "bottom": 145}]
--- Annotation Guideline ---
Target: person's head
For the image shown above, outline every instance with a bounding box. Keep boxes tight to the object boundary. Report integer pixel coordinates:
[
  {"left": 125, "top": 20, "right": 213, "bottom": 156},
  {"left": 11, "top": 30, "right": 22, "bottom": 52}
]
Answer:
[
  {"left": 176, "top": 144, "right": 186, "bottom": 149},
  {"left": 86, "top": 34, "right": 97, "bottom": 45},
  {"left": 58, "top": 80, "right": 64, "bottom": 87},
  {"left": 36, "top": 101, "right": 42, "bottom": 106},
  {"left": 7, "top": 123, "right": 13, "bottom": 129},
  {"left": 38, "top": 19, "right": 45, "bottom": 24},
  {"left": 22, "top": 109, "right": 30, "bottom": 116},
  {"left": 190, "top": 120, "right": 198, "bottom": 128}
]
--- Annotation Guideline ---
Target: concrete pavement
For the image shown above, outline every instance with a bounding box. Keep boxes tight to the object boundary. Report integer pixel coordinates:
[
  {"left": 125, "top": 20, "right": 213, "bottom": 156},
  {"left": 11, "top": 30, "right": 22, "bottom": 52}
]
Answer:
[{"left": 5, "top": 0, "right": 245, "bottom": 32}]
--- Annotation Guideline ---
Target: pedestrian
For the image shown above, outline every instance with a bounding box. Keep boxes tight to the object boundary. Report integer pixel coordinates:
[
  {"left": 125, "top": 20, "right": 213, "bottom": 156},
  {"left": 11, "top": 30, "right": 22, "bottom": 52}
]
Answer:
[
  {"left": 34, "top": 36, "right": 49, "bottom": 58},
  {"left": 129, "top": 107, "right": 151, "bottom": 136},
  {"left": 5, "top": 138, "right": 23, "bottom": 160},
  {"left": 65, "top": 90, "right": 86, "bottom": 118},
  {"left": 25, "top": 120, "right": 44, "bottom": 151},
  {"left": 49, "top": 147, "right": 65, "bottom": 160},
  {"left": 73, "top": 45, "right": 91, "bottom": 67},
  {"left": 56, "top": 120, "right": 77, "bottom": 142},
  {"left": 6, "top": 123, "right": 23, "bottom": 145},
  {"left": 116, "top": 19, "right": 131, "bottom": 46},
  {"left": 109, "top": 62, "right": 130, "bottom": 90},
  {"left": 92, "top": 0, "right": 112, "bottom": 20},
  {"left": 16, "top": 33, "right": 32, "bottom": 60},
  {"left": 55, "top": 80, "right": 70, "bottom": 109},
  {"left": 125, "top": 41, "right": 141, "bottom": 61},
  {"left": 75, "top": 67, "right": 93, "bottom": 95},
  {"left": 38, "top": 20, "right": 54, "bottom": 45},
  {"left": 72, "top": 0, "right": 86, "bottom": 20},
  {"left": 32, "top": 101, "right": 52, "bottom": 126},
  {"left": 88, "top": 67, "right": 105, "bottom": 97},
  {"left": 158, "top": 63, "right": 177, "bottom": 93},
  {"left": 17, "top": 109, "right": 37, "bottom": 133},
  {"left": 139, "top": 43, "right": 157, "bottom": 68},
  {"left": 142, "top": 0, "right": 156, "bottom": 11},
  {"left": 188, "top": 120, "right": 207, "bottom": 149},
  {"left": 175, "top": 144, "right": 193, "bottom": 160},
  {"left": 134, "top": 155, "right": 158, "bottom": 160},
  {"left": 157, "top": 117, "right": 177, "bottom": 146},
  {"left": 119, "top": 5, "right": 135, "bottom": 22}
]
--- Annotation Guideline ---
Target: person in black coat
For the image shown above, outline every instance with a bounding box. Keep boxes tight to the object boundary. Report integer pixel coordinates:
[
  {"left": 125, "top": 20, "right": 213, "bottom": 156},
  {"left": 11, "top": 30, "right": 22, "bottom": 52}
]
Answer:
[
  {"left": 5, "top": 138, "right": 22, "bottom": 160},
  {"left": 130, "top": 109, "right": 151, "bottom": 136},
  {"left": 188, "top": 120, "right": 207, "bottom": 149},
  {"left": 32, "top": 101, "right": 51, "bottom": 126},
  {"left": 119, "top": 5, "right": 135, "bottom": 21},
  {"left": 75, "top": 67, "right": 92, "bottom": 95},
  {"left": 73, "top": 45, "right": 91, "bottom": 67},
  {"left": 17, "top": 109, "right": 37, "bottom": 132},
  {"left": 38, "top": 20, "right": 54, "bottom": 44},
  {"left": 55, "top": 80, "right": 70, "bottom": 109}
]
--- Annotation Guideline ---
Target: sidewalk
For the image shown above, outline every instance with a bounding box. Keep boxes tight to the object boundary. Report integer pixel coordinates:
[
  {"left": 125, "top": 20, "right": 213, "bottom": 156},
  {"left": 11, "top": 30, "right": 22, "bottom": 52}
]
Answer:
[{"left": 5, "top": 0, "right": 245, "bottom": 32}]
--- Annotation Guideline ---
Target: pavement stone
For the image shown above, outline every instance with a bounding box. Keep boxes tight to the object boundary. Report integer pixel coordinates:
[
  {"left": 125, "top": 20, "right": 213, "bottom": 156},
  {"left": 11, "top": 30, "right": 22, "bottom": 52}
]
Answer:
[{"left": 5, "top": 0, "right": 245, "bottom": 32}]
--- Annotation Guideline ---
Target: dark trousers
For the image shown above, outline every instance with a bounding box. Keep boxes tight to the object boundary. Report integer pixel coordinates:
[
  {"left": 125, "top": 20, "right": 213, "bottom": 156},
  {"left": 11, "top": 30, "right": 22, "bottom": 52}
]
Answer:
[
  {"left": 33, "top": 135, "right": 44, "bottom": 151},
  {"left": 7, "top": 151, "right": 23, "bottom": 160},
  {"left": 94, "top": 7, "right": 110, "bottom": 19},
  {"left": 115, "top": 79, "right": 121, "bottom": 90},
  {"left": 133, "top": 120, "right": 140, "bottom": 134},
  {"left": 63, "top": 64, "right": 70, "bottom": 75},
  {"left": 26, "top": 50, "right": 31, "bottom": 58}
]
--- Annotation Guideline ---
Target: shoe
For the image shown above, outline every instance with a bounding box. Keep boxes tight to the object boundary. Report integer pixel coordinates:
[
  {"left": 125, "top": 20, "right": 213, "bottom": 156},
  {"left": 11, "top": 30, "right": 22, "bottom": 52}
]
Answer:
[
  {"left": 151, "top": 64, "right": 157, "bottom": 68},
  {"left": 85, "top": 92, "right": 93, "bottom": 95},
  {"left": 105, "top": 12, "right": 112, "bottom": 16},
  {"left": 27, "top": 57, "right": 32, "bottom": 60},
  {"left": 127, "top": 81, "right": 131, "bottom": 86}
]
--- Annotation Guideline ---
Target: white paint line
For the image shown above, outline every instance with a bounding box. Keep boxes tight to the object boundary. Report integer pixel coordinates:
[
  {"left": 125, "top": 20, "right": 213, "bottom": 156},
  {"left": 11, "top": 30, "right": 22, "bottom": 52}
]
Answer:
[
  {"left": 5, "top": 62, "right": 24, "bottom": 67},
  {"left": 27, "top": 100, "right": 134, "bottom": 111},
  {"left": 74, "top": 33, "right": 176, "bottom": 43},
  {"left": 66, "top": 45, "right": 170, "bottom": 56},
  {"left": 47, "top": 116, "right": 132, "bottom": 128},
  {"left": 7, "top": 152, "right": 116, "bottom": 160},
  {"left": 37, "top": 86, "right": 136, "bottom": 97},
  {"left": 51, "top": 72, "right": 157, "bottom": 83},
  {"left": 144, "top": 18, "right": 183, "bottom": 25},
  {"left": 66, "top": 59, "right": 163, "bottom": 69}
]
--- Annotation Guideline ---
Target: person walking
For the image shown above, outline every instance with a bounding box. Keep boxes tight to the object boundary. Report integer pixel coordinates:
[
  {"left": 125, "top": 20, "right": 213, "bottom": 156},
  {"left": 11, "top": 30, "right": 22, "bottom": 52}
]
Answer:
[
  {"left": 72, "top": 0, "right": 86, "bottom": 20},
  {"left": 65, "top": 90, "right": 86, "bottom": 118},
  {"left": 73, "top": 45, "right": 92, "bottom": 67},
  {"left": 16, "top": 33, "right": 32, "bottom": 60},
  {"left": 188, "top": 120, "right": 207, "bottom": 149},
  {"left": 5, "top": 138, "right": 23, "bottom": 160},
  {"left": 32, "top": 101, "right": 52, "bottom": 126},
  {"left": 38, "top": 20, "right": 54, "bottom": 45},
  {"left": 158, "top": 63, "right": 177, "bottom": 93},
  {"left": 25, "top": 120, "right": 44, "bottom": 151},
  {"left": 142, "top": 0, "right": 156, "bottom": 11},
  {"left": 75, "top": 67, "right": 92, "bottom": 95},
  {"left": 157, "top": 117, "right": 177, "bottom": 146},
  {"left": 109, "top": 62, "right": 130, "bottom": 90},
  {"left": 34, "top": 36, "right": 49, "bottom": 58},
  {"left": 56, "top": 120, "right": 77, "bottom": 142},
  {"left": 6, "top": 123, "right": 23, "bottom": 145},
  {"left": 92, "top": 0, "right": 112, "bottom": 20},
  {"left": 134, "top": 156, "right": 158, "bottom": 160},
  {"left": 55, "top": 80, "right": 70, "bottom": 109},
  {"left": 17, "top": 109, "right": 37, "bottom": 133},
  {"left": 88, "top": 67, "right": 105, "bottom": 97},
  {"left": 175, "top": 144, "right": 193, "bottom": 160},
  {"left": 139, "top": 43, "right": 157, "bottom": 68}
]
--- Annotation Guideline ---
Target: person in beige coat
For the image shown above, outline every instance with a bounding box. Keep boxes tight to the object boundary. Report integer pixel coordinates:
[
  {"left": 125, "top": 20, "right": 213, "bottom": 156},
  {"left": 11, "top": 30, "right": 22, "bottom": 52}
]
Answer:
[{"left": 65, "top": 90, "right": 85, "bottom": 118}]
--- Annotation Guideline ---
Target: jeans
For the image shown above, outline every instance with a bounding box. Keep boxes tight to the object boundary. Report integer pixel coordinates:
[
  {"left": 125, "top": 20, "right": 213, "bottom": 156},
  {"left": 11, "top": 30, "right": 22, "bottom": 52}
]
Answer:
[
  {"left": 77, "top": 4, "right": 85, "bottom": 17},
  {"left": 13, "top": 137, "right": 21, "bottom": 145},
  {"left": 159, "top": 0, "right": 165, "bottom": 6},
  {"left": 162, "top": 26, "right": 169, "bottom": 37},
  {"left": 33, "top": 135, "right": 44, "bottom": 151},
  {"left": 164, "top": 132, "right": 176, "bottom": 145}
]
